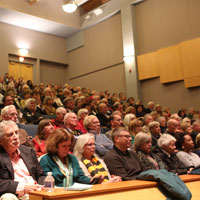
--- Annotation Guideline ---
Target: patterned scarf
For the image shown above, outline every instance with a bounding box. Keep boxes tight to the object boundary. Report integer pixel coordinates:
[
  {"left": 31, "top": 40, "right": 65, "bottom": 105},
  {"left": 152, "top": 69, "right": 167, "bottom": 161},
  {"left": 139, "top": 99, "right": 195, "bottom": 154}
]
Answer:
[
  {"left": 82, "top": 155, "right": 109, "bottom": 183},
  {"left": 53, "top": 155, "right": 73, "bottom": 187}
]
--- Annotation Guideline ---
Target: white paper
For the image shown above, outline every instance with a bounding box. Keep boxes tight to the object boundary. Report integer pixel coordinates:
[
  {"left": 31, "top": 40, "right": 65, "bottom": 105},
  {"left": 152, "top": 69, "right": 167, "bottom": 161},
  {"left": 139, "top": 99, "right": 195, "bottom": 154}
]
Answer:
[{"left": 64, "top": 183, "right": 92, "bottom": 191}]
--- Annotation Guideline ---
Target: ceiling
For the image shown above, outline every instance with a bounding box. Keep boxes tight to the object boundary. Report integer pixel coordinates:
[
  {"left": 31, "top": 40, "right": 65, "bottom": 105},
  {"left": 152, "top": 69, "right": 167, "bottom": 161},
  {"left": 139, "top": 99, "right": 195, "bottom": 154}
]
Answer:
[
  {"left": 0, "top": 0, "right": 139, "bottom": 38},
  {"left": 0, "top": 0, "right": 111, "bottom": 38}
]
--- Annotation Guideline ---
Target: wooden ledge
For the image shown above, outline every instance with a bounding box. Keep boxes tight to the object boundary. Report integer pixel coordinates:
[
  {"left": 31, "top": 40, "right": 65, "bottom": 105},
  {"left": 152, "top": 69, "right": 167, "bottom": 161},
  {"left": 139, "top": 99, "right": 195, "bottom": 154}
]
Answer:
[{"left": 29, "top": 175, "right": 200, "bottom": 199}]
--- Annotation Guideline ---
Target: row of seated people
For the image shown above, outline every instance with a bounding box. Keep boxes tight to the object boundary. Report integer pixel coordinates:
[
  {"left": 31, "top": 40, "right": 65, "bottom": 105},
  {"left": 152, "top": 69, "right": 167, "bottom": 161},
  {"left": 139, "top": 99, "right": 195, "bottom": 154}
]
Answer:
[
  {"left": 0, "top": 119, "right": 195, "bottom": 200},
  {"left": 0, "top": 74, "right": 198, "bottom": 198},
  {"left": 0, "top": 74, "right": 199, "bottom": 128}
]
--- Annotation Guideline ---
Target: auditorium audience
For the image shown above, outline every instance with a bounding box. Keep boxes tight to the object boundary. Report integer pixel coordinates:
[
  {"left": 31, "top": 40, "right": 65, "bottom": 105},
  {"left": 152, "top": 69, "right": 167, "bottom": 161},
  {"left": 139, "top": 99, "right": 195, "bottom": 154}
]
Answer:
[
  {"left": 156, "top": 116, "right": 167, "bottom": 133},
  {"left": 0, "top": 121, "right": 45, "bottom": 199},
  {"left": 134, "top": 132, "right": 167, "bottom": 171},
  {"left": 83, "top": 115, "right": 113, "bottom": 157},
  {"left": 141, "top": 114, "right": 153, "bottom": 133},
  {"left": 33, "top": 119, "right": 54, "bottom": 157},
  {"left": 105, "top": 112, "right": 123, "bottom": 140},
  {"left": 40, "top": 128, "right": 101, "bottom": 187},
  {"left": 64, "top": 112, "right": 82, "bottom": 137},
  {"left": 1, "top": 73, "right": 200, "bottom": 193},
  {"left": 155, "top": 134, "right": 189, "bottom": 175},
  {"left": 75, "top": 108, "right": 88, "bottom": 134},
  {"left": 63, "top": 97, "right": 75, "bottom": 113},
  {"left": 165, "top": 119, "right": 182, "bottom": 149},
  {"left": 123, "top": 113, "right": 136, "bottom": 129},
  {"left": 42, "top": 96, "right": 56, "bottom": 115},
  {"left": 51, "top": 107, "right": 67, "bottom": 128},
  {"left": 149, "top": 121, "right": 161, "bottom": 146},
  {"left": 177, "top": 134, "right": 200, "bottom": 168},
  {"left": 190, "top": 120, "right": 200, "bottom": 145},
  {"left": 128, "top": 119, "right": 142, "bottom": 146},
  {"left": 73, "top": 133, "right": 121, "bottom": 183},
  {"left": 104, "top": 127, "right": 141, "bottom": 180},
  {"left": 23, "top": 98, "right": 43, "bottom": 124},
  {"left": 96, "top": 103, "right": 110, "bottom": 131}
]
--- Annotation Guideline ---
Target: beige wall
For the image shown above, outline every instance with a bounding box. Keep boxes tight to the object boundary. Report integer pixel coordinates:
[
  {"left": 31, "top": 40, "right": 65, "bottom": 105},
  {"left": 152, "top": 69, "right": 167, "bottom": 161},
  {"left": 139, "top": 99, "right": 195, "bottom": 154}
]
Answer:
[
  {"left": 0, "top": 0, "right": 80, "bottom": 28},
  {"left": 70, "top": 63, "right": 125, "bottom": 93},
  {"left": 40, "top": 60, "right": 67, "bottom": 86},
  {"left": 68, "top": 13, "right": 125, "bottom": 93},
  {"left": 141, "top": 78, "right": 200, "bottom": 113},
  {"left": 0, "top": 22, "right": 68, "bottom": 84},
  {"left": 134, "top": 0, "right": 200, "bottom": 112}
]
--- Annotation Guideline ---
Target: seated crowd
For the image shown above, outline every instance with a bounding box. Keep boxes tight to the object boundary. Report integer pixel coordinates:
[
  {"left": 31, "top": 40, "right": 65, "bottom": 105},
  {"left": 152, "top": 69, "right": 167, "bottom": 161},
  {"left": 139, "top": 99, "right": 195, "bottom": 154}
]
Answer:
[{"left": 0, "top": 73, "right": 199, "bottom": 199}]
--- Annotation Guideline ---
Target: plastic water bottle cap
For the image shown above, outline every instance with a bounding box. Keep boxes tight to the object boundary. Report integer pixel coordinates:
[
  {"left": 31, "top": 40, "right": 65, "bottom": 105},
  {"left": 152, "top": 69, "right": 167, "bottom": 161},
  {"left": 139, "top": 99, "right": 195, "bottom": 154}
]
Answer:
[{"left": 47, "top": 172, "right": 52, "bottom": 176}]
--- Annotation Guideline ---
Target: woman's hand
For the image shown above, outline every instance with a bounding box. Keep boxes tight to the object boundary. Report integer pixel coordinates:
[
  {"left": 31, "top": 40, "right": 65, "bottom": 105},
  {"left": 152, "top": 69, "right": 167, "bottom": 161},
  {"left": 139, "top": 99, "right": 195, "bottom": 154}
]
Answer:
[
  {"left": 90, "top": 174, "right": 104, "bottom": 184},
  {"left": 187, "top": 167, "right": 194, "bottom": 174},
  {"left": 109, "top": 175, "right": 122, "bottom": 183}
]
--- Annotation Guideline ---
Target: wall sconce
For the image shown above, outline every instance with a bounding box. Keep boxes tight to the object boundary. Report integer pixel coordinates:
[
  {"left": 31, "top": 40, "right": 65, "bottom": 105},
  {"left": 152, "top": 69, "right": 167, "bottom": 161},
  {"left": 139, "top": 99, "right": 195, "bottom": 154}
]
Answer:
[
  {"left": 62, "top": 0, "right": 77, "bottom": 13},
  {"left": 19, "top": 57, "right": 24, "bottom": 62},
  {"left": 123, "top": 55, "right": 134, "bottom": 64},
  {"left": 19, "top": 48, "right": 29, "bottom": 56}
]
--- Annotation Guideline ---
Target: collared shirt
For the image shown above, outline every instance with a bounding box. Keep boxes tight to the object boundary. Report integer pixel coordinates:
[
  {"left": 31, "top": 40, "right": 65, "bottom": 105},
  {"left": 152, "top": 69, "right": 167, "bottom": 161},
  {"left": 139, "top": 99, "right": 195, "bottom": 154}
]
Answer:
[
  {"left": 10, "top": 149, "right": 35, "bottom": 191},
  {"left": 89, "top": 130, "right": 113, "bottom": 157}
]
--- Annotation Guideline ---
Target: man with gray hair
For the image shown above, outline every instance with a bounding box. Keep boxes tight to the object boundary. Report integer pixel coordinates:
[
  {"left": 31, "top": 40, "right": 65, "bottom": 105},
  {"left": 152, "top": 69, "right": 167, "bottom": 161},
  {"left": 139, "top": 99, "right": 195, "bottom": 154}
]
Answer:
[
  {"left": 149, "top": 121, "right": 161, "bottom": 146},
  {"left": 165, "top": 119, "right": 182, "bottom": 150},
  {"left": 104, "top": 127, "right": 141, "bottom": 181},
  {"left": 83, "top": 115, "right": 113, "bottom": 157},
  {"left": 0, "top": 121, "right": 45, "bottom": 200},
  {"left": 1, "top": 105, "right": 18, "bottom": 123},
  {"left": 64, "top": 112, "right": 82, "bottom": 137},
  {"left": 51, "top": 107, "right": 67, "bottom": 128},
  {"left": 191, "top": 120, "right": 200, "bottom": 146}
]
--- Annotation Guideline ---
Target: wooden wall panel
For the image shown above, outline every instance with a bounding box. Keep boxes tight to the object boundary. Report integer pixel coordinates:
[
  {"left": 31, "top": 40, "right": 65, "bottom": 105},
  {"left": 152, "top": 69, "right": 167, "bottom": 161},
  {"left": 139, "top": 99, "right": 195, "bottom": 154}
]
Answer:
[
  {"left": 157, "top": 45, "right": 183, "bottom": 83},
  {"left": 137, "top": 52, "right": 159, "bottom": 80},
  {"left": 180, "top": 38, "right": 200, "bottom": 79},
  {"left": 184, "top": 76, "right": 200, "bottom": 88}
]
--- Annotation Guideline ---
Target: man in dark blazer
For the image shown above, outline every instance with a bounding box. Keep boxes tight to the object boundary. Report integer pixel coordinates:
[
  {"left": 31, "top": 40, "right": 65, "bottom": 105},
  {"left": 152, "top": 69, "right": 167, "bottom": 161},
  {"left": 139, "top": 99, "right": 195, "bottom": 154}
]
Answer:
[{"left": 0, "top": 120, "right": 45, "bottom": 199}]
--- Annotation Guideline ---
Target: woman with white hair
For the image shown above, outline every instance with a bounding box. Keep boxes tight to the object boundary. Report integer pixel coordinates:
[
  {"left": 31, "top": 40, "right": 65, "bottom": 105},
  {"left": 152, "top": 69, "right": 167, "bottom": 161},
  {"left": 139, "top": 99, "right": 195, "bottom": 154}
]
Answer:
[
  {"left": 73, "top": 133, "right": 121, "bottom": 183},
  {"left": 23, "top": 98, "right": 43, "bottom": 124},
  {"left": 75, "top": 108, "right": 88, "bottom": 134},
  {"left": 123, "top": 113, "right": 136, "bottom": 129},
  {"left": 134, "top": 132, "right": 167, "bottom": 171},
  {"left": 155, "top": 134, "right": 188, "bottom": 175}
]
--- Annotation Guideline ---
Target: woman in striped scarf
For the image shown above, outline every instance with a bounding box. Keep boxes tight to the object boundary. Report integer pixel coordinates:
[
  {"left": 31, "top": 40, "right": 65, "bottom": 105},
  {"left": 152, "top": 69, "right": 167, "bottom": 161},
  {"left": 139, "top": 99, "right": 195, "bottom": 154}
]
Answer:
[{"left": 73, "top": 133, "right": 121, "bottom": 183}]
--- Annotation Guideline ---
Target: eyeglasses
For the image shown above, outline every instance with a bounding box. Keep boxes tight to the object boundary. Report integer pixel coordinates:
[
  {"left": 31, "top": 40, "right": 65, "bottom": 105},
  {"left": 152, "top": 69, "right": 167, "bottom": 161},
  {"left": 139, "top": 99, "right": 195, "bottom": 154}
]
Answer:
[
  {"left": 117, "top": 135, "right": 132, "bottom": 139},
  {"left": 85, "top": 143, "right": 95, "bottom": 147}
]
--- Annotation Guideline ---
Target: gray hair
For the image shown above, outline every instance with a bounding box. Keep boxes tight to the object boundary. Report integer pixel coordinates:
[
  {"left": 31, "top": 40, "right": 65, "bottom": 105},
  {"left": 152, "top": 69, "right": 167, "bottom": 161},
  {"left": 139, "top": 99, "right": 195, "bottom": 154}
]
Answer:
[
  {"left": 167, "top": 119, "right": 177, "bottom": 127},
  {"left": 24, "top": 98, "right": 36, "bottom": 110},
  {"left": 83, "top": 115, "right": 97, "bottom": 131},
  {"left": 144, "top": 114, "right": 152, "bottom": 123},
  {"left": 133, "top": 132, "right": 151, "bottom": 151},
  {"left": 112, "top": 127, "right": 128, "bottom": 142},
  {"left": 192, "top": 120, "right": 200, "bottom": 128},
  {"left": 157, "top": 134, "right": 176, "bottom": 148},
  {"left": 64, "top": 113, "right": 77, "bottom": 125},
  {"left": 73, "top": 133, "right": 95, "bottom": 160},
  {"left": 56, "top": 107, "right": 66, "bottom": 114},
  {"left": 43, "top": 96, "right": 53, "bottom": 105},
  {"left": 77, "top": 109, "right": 88, "bottom": 120},
  {"left": 0, "top": 120, "right": 18, "bottom": 140},
  {"left": 156, "top": 116, "right": 165, "bottom": 123},
  {"left": 1, "top": 105, "right": 16, "bottom": 117},
  {"left": 148, "top": 121, "right": 160, "bottom": 129},
  {"left": 148, "top": 101, "right": 154, "bottom": 106},
  {"left": 123, "top": 114, "right": 136, "bottom": 129}
]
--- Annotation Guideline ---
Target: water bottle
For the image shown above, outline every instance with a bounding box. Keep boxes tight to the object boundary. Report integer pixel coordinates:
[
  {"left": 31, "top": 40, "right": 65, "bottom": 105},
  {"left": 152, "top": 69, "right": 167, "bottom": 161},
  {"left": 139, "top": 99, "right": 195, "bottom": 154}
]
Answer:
[{"left": 44, "top": 172, "right": 55, "bottom": 192}]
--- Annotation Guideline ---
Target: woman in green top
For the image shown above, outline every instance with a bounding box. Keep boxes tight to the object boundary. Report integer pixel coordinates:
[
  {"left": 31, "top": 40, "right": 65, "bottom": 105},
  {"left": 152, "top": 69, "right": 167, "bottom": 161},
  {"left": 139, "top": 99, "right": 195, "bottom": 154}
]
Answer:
[{"left": 40, "top": 128, "right": 99, "bottom": 187}]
